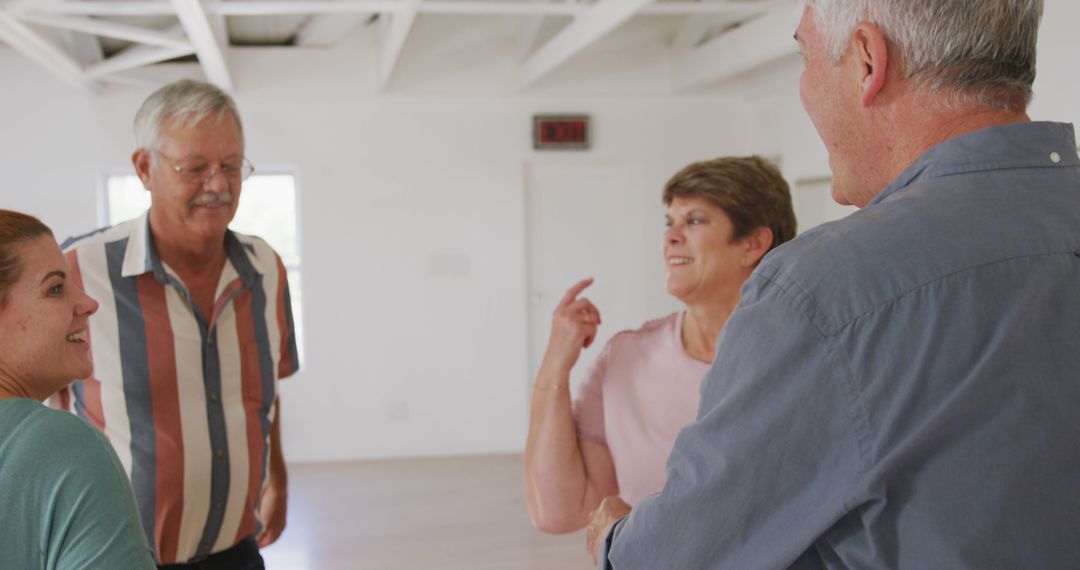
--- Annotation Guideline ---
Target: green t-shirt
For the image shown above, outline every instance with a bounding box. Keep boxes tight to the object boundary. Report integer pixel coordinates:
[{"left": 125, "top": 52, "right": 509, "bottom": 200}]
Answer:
[{"left": 0, "top": 398, "right": 155, "bottom": 569}]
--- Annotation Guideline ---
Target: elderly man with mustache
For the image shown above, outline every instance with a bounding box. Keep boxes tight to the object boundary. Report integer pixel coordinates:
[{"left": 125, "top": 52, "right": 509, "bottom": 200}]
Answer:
[{"left": 59, "top": 80, "right": 299, "bottom": 570}]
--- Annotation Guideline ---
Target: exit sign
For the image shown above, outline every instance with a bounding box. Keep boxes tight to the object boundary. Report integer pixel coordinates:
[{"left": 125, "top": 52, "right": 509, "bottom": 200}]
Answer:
[{"left": 533, "top": 115, "right": 590, "bottom": 150}]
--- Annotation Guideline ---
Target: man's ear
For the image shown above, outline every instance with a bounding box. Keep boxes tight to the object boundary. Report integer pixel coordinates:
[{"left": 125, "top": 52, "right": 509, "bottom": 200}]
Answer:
[
  {"left": 850, "top": 22, "right": 890, "bottom": 107},
  {"left": 742, "top": 226, "right": 775, "bottom": 267},
  {"left": 132, "top": 149, "right": 152, "bottom": 191}
]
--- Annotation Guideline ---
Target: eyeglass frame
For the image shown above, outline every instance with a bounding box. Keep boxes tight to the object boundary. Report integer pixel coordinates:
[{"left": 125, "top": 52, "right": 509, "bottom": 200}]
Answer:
[{"left": 152, "top": 149, "right": 255, "bottom": 184}]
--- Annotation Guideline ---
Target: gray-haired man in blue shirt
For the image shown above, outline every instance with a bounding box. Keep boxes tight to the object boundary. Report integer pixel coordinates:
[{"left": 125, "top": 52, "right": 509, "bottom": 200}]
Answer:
[{"left": 590, "top": 0, "right": 1080, "bottom": 567}]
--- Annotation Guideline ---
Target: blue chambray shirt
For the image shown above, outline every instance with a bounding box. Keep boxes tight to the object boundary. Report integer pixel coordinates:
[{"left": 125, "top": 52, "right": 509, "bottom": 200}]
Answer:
[{"left": 601, "top": 121, "right": 1080, "bottom": 569}]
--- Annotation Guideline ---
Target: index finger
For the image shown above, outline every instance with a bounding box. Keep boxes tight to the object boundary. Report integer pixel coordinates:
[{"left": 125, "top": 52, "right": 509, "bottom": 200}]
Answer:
[{"left": 558, "top": 277, "right": 594, "bottom": 307}]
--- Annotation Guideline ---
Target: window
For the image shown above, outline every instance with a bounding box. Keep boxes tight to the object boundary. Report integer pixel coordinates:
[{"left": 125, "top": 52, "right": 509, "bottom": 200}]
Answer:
[{"left": 100, "top": 172, "right": 305, "bottom": 359}]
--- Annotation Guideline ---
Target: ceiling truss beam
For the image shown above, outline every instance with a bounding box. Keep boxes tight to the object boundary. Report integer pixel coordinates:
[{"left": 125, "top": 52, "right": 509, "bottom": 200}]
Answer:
[
  {"left": 513, "top": 0, "right": 653, "bottom": 90},
  {"left": 16, "top": 13, "right": 191, "bottom": 49},
  {"left": 672, "top": 3, "right": 803, "bottom": 91},
  {"left": 295, "top": 14, "right": 370, "bottom": 46},
  {"left": 169, "top": 0, "right": 232, "bottom": 90},
  {"left": 377, "top": 0, "right": 418, "bottom": 90},
  {"left": 14, "top": 1, "right": 785, "bottom": 17},
  {"left": 0, "top": 10, "right": 96, "bottom": 91},
  {"left": 84, "top": 43, "right": 195, "bottom": 77}
]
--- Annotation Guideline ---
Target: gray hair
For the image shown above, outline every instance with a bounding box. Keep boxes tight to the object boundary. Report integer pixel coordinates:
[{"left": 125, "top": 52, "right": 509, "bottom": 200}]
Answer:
[
  {"left": 806, "top": 0, "right": 1043, "bottom": 113},
  {"left": 133, "top": 79, "right": 244, "bottom": 150}
]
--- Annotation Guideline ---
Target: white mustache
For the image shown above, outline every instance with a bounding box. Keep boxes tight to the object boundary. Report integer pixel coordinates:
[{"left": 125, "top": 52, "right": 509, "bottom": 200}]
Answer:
[{"left": 189, "top": 192, "right": 233, "bottom": 207}]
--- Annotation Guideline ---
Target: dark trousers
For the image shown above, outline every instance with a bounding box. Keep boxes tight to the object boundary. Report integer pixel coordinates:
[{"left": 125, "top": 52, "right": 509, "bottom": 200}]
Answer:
[{"left": 158, "top": 537, "right": 264, "bottom": 570}]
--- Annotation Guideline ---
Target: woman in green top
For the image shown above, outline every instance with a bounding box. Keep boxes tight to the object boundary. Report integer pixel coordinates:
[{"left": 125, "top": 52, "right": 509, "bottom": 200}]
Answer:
[{"left": 0, "top": 209, "right": 155, "bottom": 569}]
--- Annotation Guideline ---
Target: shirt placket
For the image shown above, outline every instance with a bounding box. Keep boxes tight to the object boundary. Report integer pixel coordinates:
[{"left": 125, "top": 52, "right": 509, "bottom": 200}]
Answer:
[{"left": 156, "top": 267, "right": 249, "bottom": 559}]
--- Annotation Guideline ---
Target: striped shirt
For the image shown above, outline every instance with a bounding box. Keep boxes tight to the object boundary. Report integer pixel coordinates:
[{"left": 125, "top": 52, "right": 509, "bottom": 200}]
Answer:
[{"left": 56, "top": 211, "right": 299, "bottom": 564}]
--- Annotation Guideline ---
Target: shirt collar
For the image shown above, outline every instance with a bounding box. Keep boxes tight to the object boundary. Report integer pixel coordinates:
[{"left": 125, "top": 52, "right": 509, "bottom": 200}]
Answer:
[
  {"left": 869, "top": 121, "right": 1078, "bottom": 206},
  {"left": 119, "top": 209, "right": 258, "bottom": 288},
  {"left": 119, "top": 210, "right": 155, "bottom": 278}
]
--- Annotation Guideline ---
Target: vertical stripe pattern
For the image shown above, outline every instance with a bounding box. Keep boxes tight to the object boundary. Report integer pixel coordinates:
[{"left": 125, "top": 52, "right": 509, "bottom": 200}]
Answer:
[
  {"left": 106, "top": 238, "right": 158, "bottom": 554},
  {"left": 135, "top": 277, "right": 183, "bottom": 563},
  {"left": 167, "top": 285, "right": 211, "bottom": 561},
  {"left": 214, "top": 302, "right": 251, "bottom": 552},
  {"left": 66, "top": 245, "right": 134, "bottom": 477},
  {"left": 61, "top": 212, "right": 299, "bottom": 564}
]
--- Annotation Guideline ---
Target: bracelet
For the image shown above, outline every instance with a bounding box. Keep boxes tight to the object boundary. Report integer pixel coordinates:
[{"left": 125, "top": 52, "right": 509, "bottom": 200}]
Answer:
[{"left": 533, "top": 383, "right": 568, "bottom": 392}]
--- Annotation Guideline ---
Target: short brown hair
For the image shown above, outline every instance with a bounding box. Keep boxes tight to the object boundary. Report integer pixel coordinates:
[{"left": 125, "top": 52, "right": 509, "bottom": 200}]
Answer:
[
  {"left": 0, "top": 210, "right": 53, "bottom": 306},
  {"left": 662, "top": 156, "right": 796, "bottom": 252}
]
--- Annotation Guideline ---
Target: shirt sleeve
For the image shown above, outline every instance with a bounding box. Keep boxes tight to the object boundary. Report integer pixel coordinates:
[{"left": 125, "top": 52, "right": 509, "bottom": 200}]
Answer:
[
  {"left": 602, "top": 274, "right": 868, "bottom": 568},
  {"left": 274, "top": 252, "right": 301, "bottom": 380},
  {"left": 573, "top": 337, "right": 615, "bottom": 445},
  {"left": 35, "top": 415, "right": 157, "bottom": 569}
]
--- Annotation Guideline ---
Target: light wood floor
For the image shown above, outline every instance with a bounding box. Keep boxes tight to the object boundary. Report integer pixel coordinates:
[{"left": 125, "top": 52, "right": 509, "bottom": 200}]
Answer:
[{"left": 261, "top": 454, "right": 594, "bottom": 570}]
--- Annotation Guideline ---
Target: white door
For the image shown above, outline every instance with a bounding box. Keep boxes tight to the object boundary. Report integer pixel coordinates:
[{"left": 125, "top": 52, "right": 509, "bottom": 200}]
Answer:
[{"left": 525, "top": 161, "right": 676, "bottom": 394}]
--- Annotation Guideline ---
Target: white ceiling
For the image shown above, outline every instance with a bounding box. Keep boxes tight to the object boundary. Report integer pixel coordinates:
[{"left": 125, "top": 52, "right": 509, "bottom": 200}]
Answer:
[{"left": 0, "top": 0, "right": 802, "bottom": 93}]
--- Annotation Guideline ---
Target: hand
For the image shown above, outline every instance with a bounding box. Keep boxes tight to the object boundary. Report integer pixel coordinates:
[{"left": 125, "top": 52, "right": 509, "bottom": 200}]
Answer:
[
  {"left": 541, "top": 278, "right": 603, "bottom": 373},
  {"left": 255, "top": 481, "right": 287, "bottom": 548},
  {"left": 586, "top": 495, "right": 631, "bottom": 565}
]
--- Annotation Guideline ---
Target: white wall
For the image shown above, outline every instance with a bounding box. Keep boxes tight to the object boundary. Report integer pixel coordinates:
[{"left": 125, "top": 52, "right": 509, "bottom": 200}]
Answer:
[
  {"left": 1029, "top": 0, "right": 1080, "bottom": 130},
  {"left": 0, "top": 27, "right": 753, "bottom": 462}
]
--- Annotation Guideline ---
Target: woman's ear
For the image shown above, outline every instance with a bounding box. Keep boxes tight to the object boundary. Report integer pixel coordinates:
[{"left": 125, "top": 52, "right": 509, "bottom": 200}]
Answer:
[{"left": 743, "top": 226, "right": 775, "bottom": 267}]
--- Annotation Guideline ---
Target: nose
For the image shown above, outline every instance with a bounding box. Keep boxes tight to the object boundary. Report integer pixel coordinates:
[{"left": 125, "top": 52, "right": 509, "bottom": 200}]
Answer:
[
  {"left": 665, "top": 223, "right": 685, "bottom": 245},
  {"left": 202, "top": 166, "right": 232, "bottom": 193},
  {"left": 75, "top": 286, "right": 99, "bottom": 318}
]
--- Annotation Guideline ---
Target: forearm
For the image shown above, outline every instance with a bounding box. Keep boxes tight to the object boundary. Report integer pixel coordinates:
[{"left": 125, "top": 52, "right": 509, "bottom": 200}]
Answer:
[
  {"left": 267, "top": 398, "right": 288, "bottom": 493},
  {"left": 255, "top": 397, "right": 289, "bottom": 547},
  {"left": 524, "top": 360, "right": 594, "bottom": 533}
]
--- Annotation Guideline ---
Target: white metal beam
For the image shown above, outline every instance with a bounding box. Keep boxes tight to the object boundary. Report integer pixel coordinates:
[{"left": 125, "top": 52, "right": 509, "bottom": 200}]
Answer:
[
  {"left": 296, "top": 14, "right": 369, "bottom": 46},
  {"left": 169, "top": 0, "right": 232, "bottom": 90},
  {"left": 513, "top": 0, "right": 652, "bottom": 90},
  {"left": 20, "top": 1, "right": 782, "bottom": 17},
  {"left": 0, "top": 10, "right": 95, "bottom": 91},
  {"left": 643, "top": 3, "right": 779, "bottom": 16},
  {"left": 417, "top": 1, "right": 783, "bottom": 16},
  {"left": 670, "top": 15, "right": 716, "bottom": 54},
  {"left": 16, "top": 13, "right": 192, "bottom": 49},
  {"left": 516, "top": 14, "right": 545, "bottom": 63},
  {"left": 84, "top": 43, "right": 196, "bottom": 77},
  {"left": 62, "top": 29, "right": 105, "bottom": 66},
  {"left": 207, "top": 14, "right": 229, "bottom": 50},
  {"left": 672, "top": 3, "right": 803, "bottom": 92},
  {"left": 378, "top": 0, "right": 419, "bottom": 90},
  {"left": 31, "top": 16, "right": 104, "bottom": 67}
]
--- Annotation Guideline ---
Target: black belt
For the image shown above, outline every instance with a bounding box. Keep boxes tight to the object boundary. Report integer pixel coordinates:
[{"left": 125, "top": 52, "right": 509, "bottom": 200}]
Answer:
[{"left": 157, "top": 536, "right": 262, "bottom": 570}]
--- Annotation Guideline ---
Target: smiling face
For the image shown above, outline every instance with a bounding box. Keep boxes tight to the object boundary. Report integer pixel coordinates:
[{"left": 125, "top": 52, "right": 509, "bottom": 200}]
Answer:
[
  {"left": 0, "top": 236, "right": 99, "bottom": 400},
  {"left": 663, "top": 196, "right": 755, "bottom": 306},
  {"left": 135, "top": 111, "right": 244, "bottom": 247}
]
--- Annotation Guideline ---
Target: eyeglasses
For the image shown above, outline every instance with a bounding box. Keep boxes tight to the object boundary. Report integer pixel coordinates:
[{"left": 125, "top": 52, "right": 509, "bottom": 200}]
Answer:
[{"left": 153, "top": 150, "right": 255, "bottom": 184}]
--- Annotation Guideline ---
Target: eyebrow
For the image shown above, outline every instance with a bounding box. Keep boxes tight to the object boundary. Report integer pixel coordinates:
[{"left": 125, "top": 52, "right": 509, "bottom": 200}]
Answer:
[
  {"left": 668, "top": 209, "right": 710, "bottom": 218},
  {"left": 40, "top": 270, "right": 66, "bottom": 284}
]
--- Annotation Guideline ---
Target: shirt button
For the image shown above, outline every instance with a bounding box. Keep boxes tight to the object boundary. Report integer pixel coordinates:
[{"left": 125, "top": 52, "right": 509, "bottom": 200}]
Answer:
[
  {"left": 214, "top": 502, "right": 224, "bottom": 510},
  {"left": 1050, "top": 151, "right": 1061, "bottom": 163},
  {"left": 209, "top": 393, "right": 219, "bottom": 402},
  {"left": 216, "top": 448, "right": 224, "bottom": 457}
]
